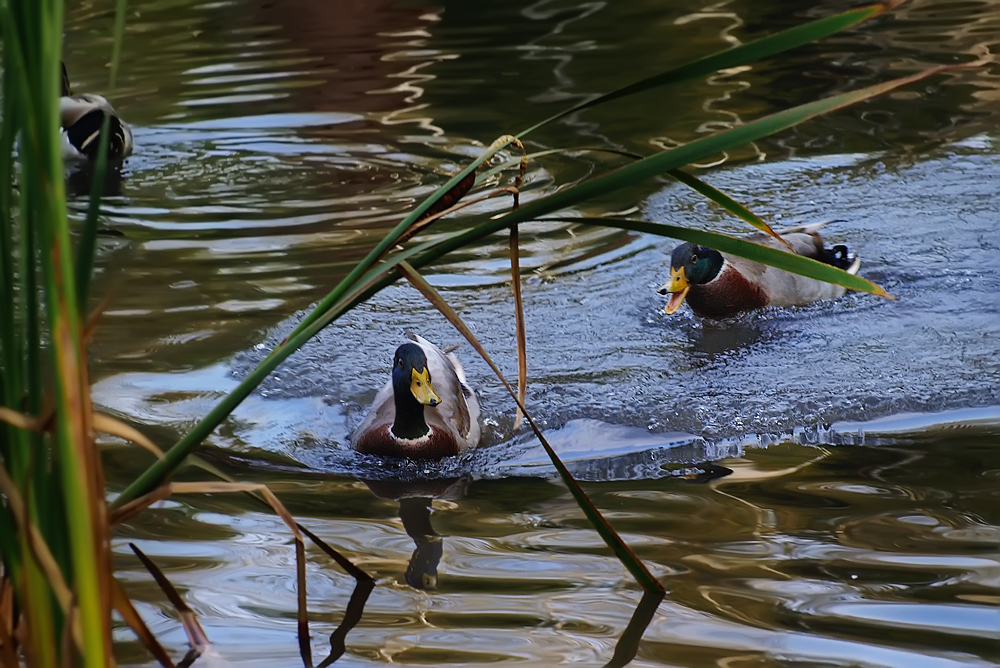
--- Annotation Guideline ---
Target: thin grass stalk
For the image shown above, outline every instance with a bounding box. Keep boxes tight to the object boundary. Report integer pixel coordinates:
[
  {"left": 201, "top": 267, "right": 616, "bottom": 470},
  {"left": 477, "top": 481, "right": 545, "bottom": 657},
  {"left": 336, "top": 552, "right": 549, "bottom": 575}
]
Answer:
[
  {"left": 3, "top": 16, "right": 42, "bottom": 488},
  {"left": 0, "top": 39, "right": 22, "bottom": 404},
  {"left": 111, "top": 578, "right": 175, "bottom": 668},
  {"left": 509, "top": 226, "right": 527, "bottom": 431},
  {"left": 110, "top": 0, "right": 128, "bottom": 87},
  {"left": 508, "top": 153, "right": 529, "bottom": 430},
  {"left": 396, "top": 261, "right": 663, "bottom": 592},
  {"left": 22, "top": 562, "right": 59, "bottom": 668}
]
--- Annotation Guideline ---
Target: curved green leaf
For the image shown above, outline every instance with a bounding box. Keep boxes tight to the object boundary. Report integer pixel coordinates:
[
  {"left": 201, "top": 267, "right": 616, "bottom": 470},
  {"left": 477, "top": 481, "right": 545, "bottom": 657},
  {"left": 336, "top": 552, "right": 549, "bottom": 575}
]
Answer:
[{"left": 665, "top": 169, "right": 789, "bottom": 247}]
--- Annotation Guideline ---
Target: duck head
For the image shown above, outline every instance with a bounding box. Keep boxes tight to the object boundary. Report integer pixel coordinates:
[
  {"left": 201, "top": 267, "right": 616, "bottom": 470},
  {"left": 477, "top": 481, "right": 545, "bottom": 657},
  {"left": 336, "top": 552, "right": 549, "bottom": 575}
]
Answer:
[
  {"left": 658, "top": 243, "right": 724, "bottom": 314},
  {"left": 390, "top": 343, "right": 441, "bottom": 439}
]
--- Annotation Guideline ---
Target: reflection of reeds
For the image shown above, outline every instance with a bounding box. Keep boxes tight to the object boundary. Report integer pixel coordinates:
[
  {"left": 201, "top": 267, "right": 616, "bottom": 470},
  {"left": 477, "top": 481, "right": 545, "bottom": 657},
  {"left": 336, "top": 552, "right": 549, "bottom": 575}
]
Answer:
[{"left": 0, "top": 0, "right": 985, "bottom": 665}]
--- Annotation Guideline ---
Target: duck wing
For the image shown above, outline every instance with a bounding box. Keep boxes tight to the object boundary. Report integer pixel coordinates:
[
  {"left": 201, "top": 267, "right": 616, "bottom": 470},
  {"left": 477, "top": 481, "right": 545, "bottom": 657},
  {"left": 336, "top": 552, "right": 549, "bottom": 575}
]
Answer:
[
  {"left": 725, "top": 221, "right": 856, "bottom": 307},
  {"left": 60, "top": 94, "right": 133, "bottom": 161},
  {"left": 350, "top": 379, "right": 395, "bottom": 443}
]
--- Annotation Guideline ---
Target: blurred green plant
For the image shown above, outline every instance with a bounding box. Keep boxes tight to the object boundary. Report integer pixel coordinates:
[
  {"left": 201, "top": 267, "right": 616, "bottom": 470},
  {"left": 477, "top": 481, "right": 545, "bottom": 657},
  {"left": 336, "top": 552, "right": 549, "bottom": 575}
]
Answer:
[{"left": 0, "top": 0, "right": 982, "bottom": 665}]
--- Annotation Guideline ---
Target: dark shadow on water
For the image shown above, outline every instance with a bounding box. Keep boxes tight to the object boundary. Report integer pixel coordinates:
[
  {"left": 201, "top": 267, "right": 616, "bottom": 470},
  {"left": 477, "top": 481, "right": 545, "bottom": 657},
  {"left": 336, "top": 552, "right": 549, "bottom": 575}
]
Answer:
[
  {"left": 399, "top": 498, "right": 444, "bottom": 590},
  {"left": 687, "top": 319, "right": 769, "bottom": 358},
  {"left": 314, "top": 576, "right": 375, "bottom": 668},
  {"left": 296, "top": 524, "right": 375, "bottom": 668},
  {"left": 603, "top": 588, "right": 667, "bottom": 668},
  {"left": 66, "top": 161, "right": 126, "bottom": 199},
  {"left": 362, "top": 476, "right": 470, "bottom": 591},
  {"left": 682, "top": 461, "right": 734, "bottom": 484}
]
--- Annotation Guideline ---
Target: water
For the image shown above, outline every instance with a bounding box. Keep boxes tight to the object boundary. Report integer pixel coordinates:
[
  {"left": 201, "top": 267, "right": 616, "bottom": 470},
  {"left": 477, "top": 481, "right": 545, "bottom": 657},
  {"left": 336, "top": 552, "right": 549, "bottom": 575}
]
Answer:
[{"left": 59, "top": 0, "right": 1000, "bottom": 665}]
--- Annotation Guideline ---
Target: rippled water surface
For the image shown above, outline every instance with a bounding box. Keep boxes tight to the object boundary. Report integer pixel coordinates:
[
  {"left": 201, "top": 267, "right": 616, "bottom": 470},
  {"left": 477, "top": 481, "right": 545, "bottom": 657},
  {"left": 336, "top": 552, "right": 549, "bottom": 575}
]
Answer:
[{"left": 59, "top": 0, "right": 1000, "bottom": 665}]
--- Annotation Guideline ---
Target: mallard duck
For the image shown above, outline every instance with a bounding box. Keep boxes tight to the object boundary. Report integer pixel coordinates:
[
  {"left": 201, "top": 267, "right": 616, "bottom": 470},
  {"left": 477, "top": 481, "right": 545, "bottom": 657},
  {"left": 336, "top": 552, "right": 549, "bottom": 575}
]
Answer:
[
  {"left": 351, "top": 333, "right": 481, "bottom": 459},
  {"left": 658, "top": 221, "right": 860, "bottom": 319},
  {"left": 60, "top": 63, "right": 133, "bottom": 163}
]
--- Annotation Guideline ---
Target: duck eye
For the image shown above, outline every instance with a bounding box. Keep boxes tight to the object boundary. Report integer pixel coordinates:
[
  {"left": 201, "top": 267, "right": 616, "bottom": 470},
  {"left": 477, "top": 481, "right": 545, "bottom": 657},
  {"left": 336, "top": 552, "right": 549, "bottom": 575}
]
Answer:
[{"left": 690, "top": 254, "right": 698, "bottom": 263}]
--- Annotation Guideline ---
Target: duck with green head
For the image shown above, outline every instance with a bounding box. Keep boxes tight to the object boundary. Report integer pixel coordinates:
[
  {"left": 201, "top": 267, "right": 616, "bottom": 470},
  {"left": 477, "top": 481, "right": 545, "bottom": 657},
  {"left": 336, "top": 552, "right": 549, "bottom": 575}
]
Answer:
[
  {"left": 351, "top": 333, "right": 481, "bottom": 459},
  {"left": 659, "top": 221, "right": 860, "bottom": 319}
]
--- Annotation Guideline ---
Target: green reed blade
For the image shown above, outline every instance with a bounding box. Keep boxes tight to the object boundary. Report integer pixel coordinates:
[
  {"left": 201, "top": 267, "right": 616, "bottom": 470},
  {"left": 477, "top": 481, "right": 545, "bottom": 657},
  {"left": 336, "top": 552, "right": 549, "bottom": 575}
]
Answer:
[
  {"left": 518, "top": 1, "right": 899, "bottom": 137},
  {"left": 495, "top": 143, "right": 788, "bottom": 245},
  {"left": 665, "top": 169, "right": 788, "bottom": 246},
  {"left": 110, "top": 0, "right": 127, "bottom": 87},
  {"left": 0, "top": 17, "right": 27, "bottom": 476},
  {"left": 13, "top": 5, "right": 115, "bottom": 662},
  {"left": 403, "top": 62, "right": 973, "bottom": 297},
  {"left": 75, "top": 115, "right": 111, "bottom": 314}
]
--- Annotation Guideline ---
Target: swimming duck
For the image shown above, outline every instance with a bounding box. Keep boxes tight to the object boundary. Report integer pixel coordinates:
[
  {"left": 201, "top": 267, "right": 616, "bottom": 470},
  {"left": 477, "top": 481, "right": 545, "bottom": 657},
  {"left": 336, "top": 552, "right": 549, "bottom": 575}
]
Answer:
[
  {"left": 658, "top": 221, "right": 860, "bottom": 319},
  {"left": 351, "top": 333, "right": 481, "bottom": 459},
  {"left": 60, "top": 63, "right": 133, "bottom": 163}
]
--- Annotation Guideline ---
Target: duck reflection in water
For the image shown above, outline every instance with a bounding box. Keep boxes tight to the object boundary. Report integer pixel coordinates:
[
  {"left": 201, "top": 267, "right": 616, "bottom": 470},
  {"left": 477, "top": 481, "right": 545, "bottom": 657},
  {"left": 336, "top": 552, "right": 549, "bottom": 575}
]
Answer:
[
  {"left": 688, "top": 318, "right": 769, "bottom": 359},
  {"left": 66, "top": 160, "right": 126, "bottom": 199},
  {"left": 362, "top": 476, "right": 470, "bottom": 591}
]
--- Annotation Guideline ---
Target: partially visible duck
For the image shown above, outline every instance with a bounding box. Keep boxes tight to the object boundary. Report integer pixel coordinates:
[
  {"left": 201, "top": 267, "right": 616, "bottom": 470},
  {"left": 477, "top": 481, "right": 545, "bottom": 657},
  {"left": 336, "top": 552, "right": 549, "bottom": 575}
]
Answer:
[
  {"left": 60, "top": 63, "right": 133, "bottom": 163},
  {"left": 351, "top": 333, "right": 481, "bottom": 459},
  {"left": 658, "top": 221, "right": 860, "bottom": 319}
]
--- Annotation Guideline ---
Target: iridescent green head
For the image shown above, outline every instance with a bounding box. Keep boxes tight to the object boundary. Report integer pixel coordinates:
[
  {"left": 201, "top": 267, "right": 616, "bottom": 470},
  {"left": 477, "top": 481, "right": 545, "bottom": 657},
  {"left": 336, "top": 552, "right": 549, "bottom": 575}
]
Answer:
[{"left": 657, "top": 243, "right": 724, "bottom": 314}]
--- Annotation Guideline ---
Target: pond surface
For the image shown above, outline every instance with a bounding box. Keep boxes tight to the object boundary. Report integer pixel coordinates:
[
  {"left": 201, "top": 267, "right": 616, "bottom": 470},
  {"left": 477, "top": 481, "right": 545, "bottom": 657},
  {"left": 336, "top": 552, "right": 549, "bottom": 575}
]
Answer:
[{"left": 62, "top": 0, "right": 1000, "bottom": 665}]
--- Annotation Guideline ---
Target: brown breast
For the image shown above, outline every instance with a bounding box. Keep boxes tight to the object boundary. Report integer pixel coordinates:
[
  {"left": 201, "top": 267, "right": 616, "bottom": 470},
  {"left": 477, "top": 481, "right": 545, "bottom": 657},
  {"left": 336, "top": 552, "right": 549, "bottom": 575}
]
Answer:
[
  {"left": 686, "top": 268, "right": 769, "bottom": 319},
  {"left": 353, "top": 424, "right": 461, "bottom": 460}
]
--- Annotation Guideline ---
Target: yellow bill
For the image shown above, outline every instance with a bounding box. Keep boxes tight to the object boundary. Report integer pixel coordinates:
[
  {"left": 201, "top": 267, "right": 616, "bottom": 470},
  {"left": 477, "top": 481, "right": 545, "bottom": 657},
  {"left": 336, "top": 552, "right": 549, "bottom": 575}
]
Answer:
[
  {"left": 659, "top": 266, "right": 690, "bottom": 315},
  {"left": 410, "top": 368, "right": 441, "bottom": 406}
]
